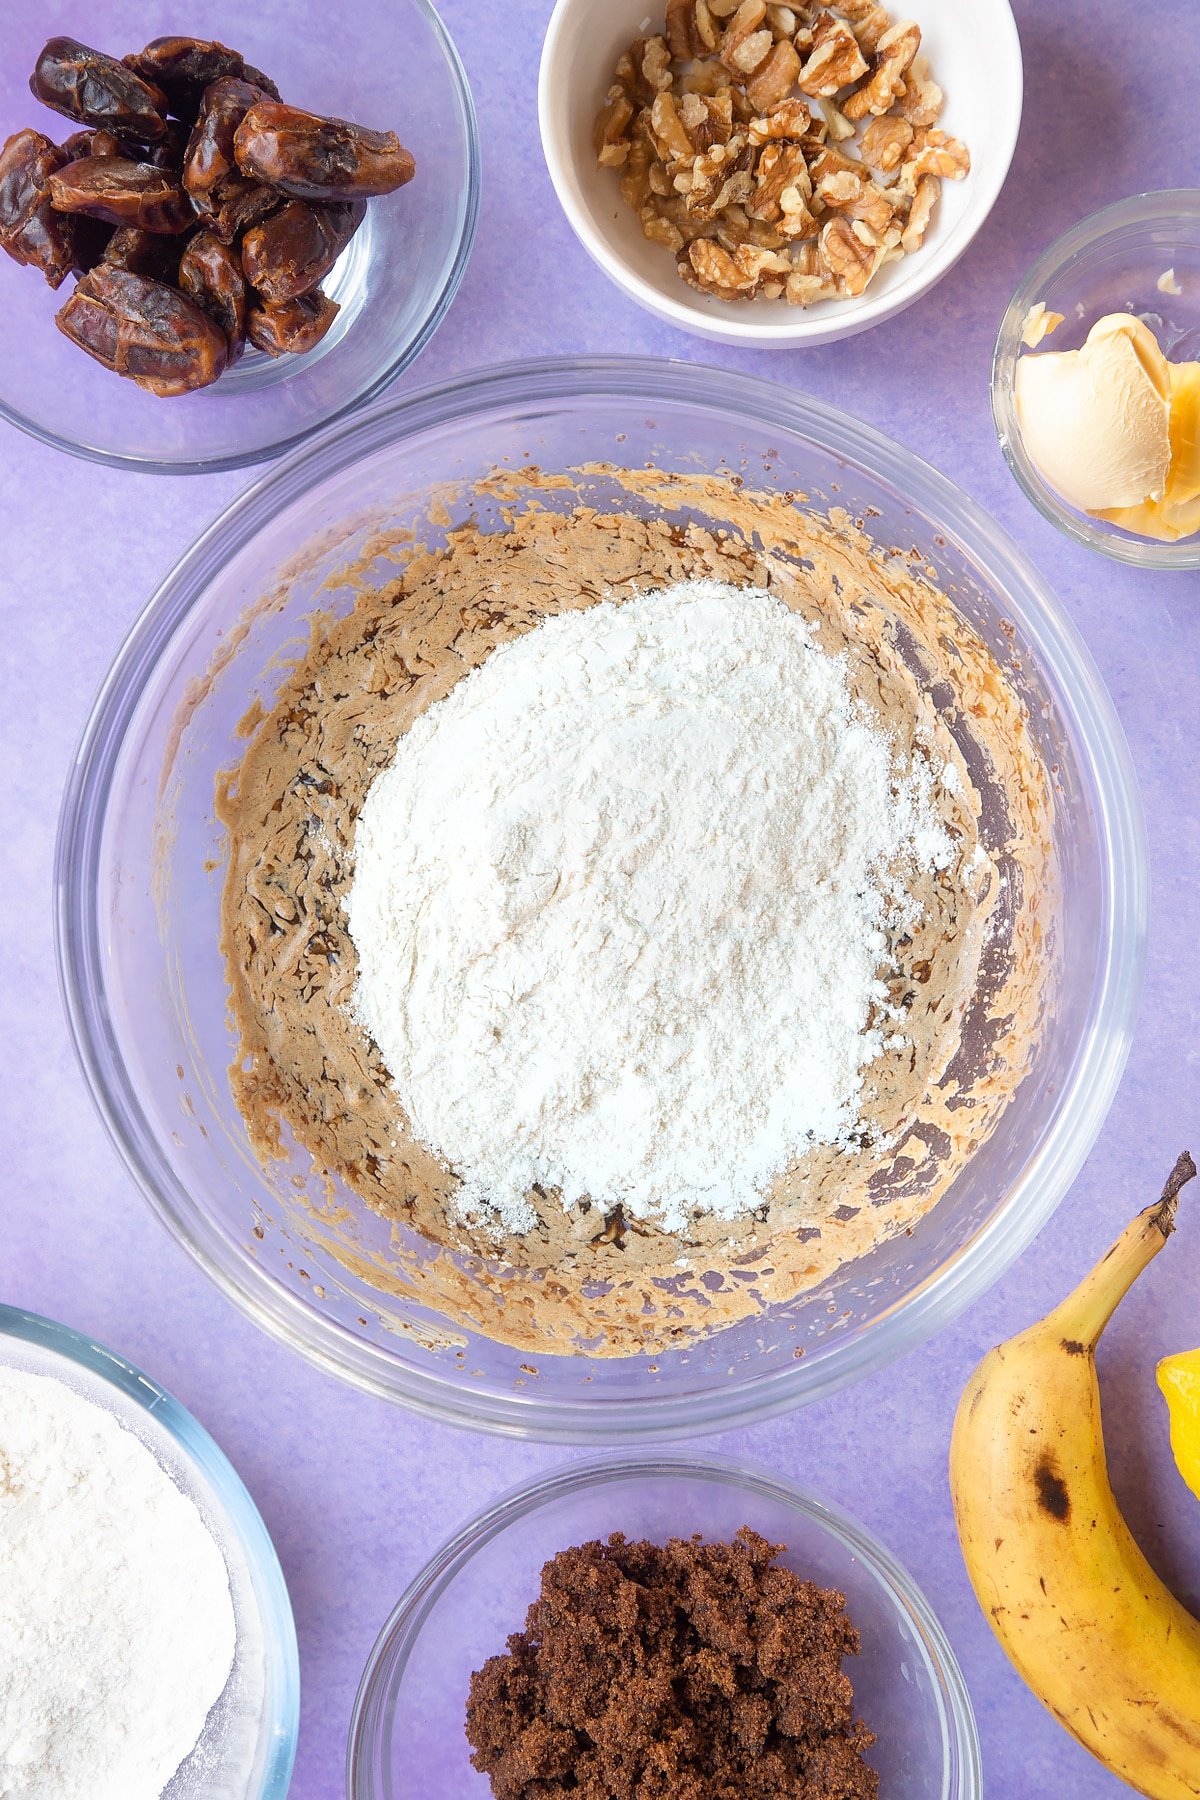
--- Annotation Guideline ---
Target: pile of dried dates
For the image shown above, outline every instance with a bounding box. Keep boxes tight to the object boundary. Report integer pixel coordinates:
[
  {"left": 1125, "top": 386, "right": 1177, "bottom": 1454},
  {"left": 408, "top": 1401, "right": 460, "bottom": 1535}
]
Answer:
[{"left": 0, "top": 34, "right": 417, "bottom": 395}]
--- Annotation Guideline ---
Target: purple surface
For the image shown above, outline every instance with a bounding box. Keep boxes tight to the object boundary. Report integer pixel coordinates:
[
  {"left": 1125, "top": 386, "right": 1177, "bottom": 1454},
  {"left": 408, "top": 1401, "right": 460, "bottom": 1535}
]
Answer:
[{"left": 2, "top": 1, "right": 1198, "bottom": 1796}]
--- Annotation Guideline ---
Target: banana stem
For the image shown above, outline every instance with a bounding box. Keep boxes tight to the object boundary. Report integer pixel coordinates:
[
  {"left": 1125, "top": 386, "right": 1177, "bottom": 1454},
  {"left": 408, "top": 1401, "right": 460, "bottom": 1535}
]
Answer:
[{"left": 1045, "top": 1151, "right": 1196, "bottom": 1351}]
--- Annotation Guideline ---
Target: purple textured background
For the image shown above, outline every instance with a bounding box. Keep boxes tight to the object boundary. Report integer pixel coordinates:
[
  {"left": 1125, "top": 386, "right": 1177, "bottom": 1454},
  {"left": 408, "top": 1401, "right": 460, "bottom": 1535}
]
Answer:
[{"left": 2, "top": 2, "right": 1198, "bottom": 1796}]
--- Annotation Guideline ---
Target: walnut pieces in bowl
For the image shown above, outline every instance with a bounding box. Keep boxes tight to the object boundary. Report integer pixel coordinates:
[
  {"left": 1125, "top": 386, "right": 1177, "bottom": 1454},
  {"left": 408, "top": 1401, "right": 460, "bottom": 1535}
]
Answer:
[
  {"left": 596, "top": 1, "right": 969, "bottom": 308},
  {"left": 540, "top": 0, "right": 1020, "bottom": 345}
]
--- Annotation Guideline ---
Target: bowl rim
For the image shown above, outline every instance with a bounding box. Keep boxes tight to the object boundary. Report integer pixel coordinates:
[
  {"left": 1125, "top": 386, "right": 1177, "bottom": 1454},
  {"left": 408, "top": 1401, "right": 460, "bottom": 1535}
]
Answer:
[
  {"left": 991, "top": 187, "right": 1200, "bottom": 568},
  {"left": 0, "top": 0, "right": 481, "bottom": 477},
  {"left": 0, "top": 1300, "right": 300, "bottom": 1800},
  {"left": 55, "top": 352, "right": 1148, "bottom": 1441},
  {"left": 345, "top": 1449, "right": 983, "bottom": 1800},
  {"left": 536, "top": 0, "right": 1023, "bottom": 347}
]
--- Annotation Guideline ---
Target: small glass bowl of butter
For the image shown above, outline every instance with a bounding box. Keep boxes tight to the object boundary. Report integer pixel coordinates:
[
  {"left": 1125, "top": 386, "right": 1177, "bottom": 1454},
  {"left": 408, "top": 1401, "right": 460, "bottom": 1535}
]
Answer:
[{"left": 993, "top": 190, "right": 1200, "bottom": 569}]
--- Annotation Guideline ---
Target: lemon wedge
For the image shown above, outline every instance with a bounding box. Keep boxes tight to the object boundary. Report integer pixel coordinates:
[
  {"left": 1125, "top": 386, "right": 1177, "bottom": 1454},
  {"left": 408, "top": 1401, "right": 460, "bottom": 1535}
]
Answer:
[{"left": 1158, "top": 1348, "right": 1200, "bottom": 1501}]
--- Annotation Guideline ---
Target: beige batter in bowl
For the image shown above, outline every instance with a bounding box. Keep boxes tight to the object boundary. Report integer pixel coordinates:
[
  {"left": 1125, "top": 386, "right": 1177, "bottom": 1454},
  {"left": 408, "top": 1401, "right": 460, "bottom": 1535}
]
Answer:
[{"left": 215, "top": 463, "right": 1050, "bottom": 1359}]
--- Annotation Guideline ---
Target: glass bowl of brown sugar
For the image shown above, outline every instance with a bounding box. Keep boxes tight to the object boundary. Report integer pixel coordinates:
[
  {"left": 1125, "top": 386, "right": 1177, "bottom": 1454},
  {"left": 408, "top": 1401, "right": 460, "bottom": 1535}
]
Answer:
[{"left": 347, "top": 1453, "right": 981, "bottom": 1799}]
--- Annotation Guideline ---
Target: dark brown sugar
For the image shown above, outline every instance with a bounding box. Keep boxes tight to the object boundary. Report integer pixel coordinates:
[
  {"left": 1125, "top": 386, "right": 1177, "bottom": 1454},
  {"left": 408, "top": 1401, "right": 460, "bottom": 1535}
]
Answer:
[{"left": 465, "top": 1528, "right": 879, "bottom": 1800}]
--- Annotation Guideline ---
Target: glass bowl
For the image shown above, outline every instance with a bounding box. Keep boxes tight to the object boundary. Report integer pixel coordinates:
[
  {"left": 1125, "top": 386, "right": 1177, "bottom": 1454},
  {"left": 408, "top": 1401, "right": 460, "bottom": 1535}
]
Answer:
[
  {"left": 346, "top": 1453, "right": 981, "bottom": 1799},
  {"left": 0, "top": 1303, "right": 299, "bottom": 1799},
  {"left": 992, "top": 190, "right": 1200, "bottom": 568},
  {"left": 0, "top": 0, "right": 479, "bottom": 473},
  {"left": 56, "top": 355, "right": 1147, "bottom": 1441}
]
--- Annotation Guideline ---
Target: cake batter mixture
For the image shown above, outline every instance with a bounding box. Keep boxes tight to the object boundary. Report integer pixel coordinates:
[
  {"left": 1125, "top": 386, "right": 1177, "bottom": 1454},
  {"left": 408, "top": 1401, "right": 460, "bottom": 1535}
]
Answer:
[{"left": 215, "top": 466, "right": 1053, "bottom": 1355}]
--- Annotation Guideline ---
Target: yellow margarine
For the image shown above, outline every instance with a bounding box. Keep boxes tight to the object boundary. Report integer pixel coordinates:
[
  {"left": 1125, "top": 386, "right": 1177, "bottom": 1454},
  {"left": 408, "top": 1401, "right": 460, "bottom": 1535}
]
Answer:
[{"left": 1015, "top": 310, "right": 1200, "bottom": 544}]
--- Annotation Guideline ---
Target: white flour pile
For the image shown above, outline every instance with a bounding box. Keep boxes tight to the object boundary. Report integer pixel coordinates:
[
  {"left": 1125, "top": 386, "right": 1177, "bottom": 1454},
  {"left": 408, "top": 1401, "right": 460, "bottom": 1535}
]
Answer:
[
  {"left": 0, "top": 1367, "right": 236, "bottom": 1800},
  {"left": 347, "top": 579, "right": 956, "bottom": 1235}
]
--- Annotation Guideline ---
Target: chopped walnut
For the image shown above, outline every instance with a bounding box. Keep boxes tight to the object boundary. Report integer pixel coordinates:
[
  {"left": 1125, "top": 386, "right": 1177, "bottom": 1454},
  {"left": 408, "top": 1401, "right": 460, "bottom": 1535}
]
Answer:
[
  {"left": 819, "top": 97, "right": 857, "bottom": 141},
  {"left": 666, "top": 0, "right": 721, "bottom": 57},
  {"left": 679, "top": 88, "right": 736, "bottom": 149},
  {"left": 797, "top": 12, "right": 870, "bottom": 96},
  {"left": 902, "top": 128, "right": 970, "bottom": 183},
  {"left": 766, "top": 4, "right": 800, "bottom": 35},
  {"left": 615, "top": 37, "right": 676, "bottom": 106},
  {"left": 620, "top": 136, "right": 654, "bottom": 210},
  {"left": 720, "top": 1, "right": 772, "bottom": 76},
  {"left": 836, "top": 0, "right": 893, "bottom": 52},
  {"left": 719, "top": 202, "right": 787, "bottom": 250},
  {"left": 679, "top": 60, "right": 734, "bottom": 96},
  {"left": 899, "top": 173, "right": 938, "bottom": 251},
  {"left": 859, "top": 113, "right": 913, "bottom": 173},
  {"left": 808, "top": 141, "right": 864, "bottom": 184},
  {"left": 746, "top": 39, "right": 803, "bottom": 109},
  {"left": 681, "top": 236, "right": 791, "bottom": 297},
  {"left": 679, "top": 138, "right": 756, "bottom": 215},
  {"left": 815, "top": 163, "right": 897, "bottom": 232},
  {"left": 786, "top": 237, "right": 836, "bottom": 301},
  {"left": 749, "top": 142, "right": 818, "bottom": 237},
  {"left": 747, "top": 97, "right": 814, "bottom": 142},
  {"left": 596, "top": 0, "right": 968, "bottom": 307},
  {"left": 842, "top": 19, "right": 921, "bottom": 119},
  {"left": 896, "top": 54, "right": 943, "bottom": 126},
  {"left": 819, "top": 214, "right": 878, "bottom": 293},
  {"left": 594, "top": 92, "right": 635, "bottom": 168},
  {"left": 650, "top": 92, "right": 696, "bottom": 160}
]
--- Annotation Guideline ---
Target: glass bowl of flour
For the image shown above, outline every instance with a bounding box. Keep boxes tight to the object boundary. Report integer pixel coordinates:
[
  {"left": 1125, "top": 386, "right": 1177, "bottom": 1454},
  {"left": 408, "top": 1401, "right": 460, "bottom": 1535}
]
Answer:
[
  {"left": 56, "top": 356, "right": 1147, "bottom": 1440},
  {"left": 0, "top": 1304, "right": 298, "bottom": 1798}
]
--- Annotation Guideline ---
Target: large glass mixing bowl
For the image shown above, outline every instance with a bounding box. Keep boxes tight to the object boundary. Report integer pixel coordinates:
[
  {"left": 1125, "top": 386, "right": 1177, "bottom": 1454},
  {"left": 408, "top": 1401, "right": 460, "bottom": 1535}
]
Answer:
[{"left": 56, "top": 357, "right": 1147, "bottom": 1440}]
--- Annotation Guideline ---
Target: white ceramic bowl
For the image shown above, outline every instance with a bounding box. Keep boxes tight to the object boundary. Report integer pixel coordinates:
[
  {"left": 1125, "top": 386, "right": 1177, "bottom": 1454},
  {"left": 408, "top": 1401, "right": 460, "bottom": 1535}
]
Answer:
[{"left": 538, "top": 0, "right": 1023, "bottom": 347}]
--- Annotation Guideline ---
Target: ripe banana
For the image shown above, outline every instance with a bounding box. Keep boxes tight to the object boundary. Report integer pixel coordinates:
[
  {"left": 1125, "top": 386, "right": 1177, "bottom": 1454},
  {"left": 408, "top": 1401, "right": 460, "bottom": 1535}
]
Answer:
[{"left": 950, "top": 1151, "right": 1200, "bottom": 1799}]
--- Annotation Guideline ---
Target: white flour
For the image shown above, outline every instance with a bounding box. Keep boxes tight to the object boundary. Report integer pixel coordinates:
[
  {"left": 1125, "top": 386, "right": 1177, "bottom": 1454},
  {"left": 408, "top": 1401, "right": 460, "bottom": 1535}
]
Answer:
[
  {"left": 0, "top": 1368, "right": 237, "bottom": 1800},
  {"left": 348, "top": 580, "right": 956, "bottom": 1235}
]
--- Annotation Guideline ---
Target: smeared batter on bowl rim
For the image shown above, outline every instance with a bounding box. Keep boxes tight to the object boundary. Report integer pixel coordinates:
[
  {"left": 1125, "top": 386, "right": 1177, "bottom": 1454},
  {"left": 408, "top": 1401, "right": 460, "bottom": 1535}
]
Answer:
[{"left": 215, "top": 465, "right": 1054, "bottom": 1357}]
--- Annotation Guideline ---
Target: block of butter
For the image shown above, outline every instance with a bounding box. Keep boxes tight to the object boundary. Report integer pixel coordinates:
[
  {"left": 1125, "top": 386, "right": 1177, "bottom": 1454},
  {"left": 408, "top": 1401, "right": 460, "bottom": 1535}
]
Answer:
[{"left": 1015, "top": 311, "right": 1200, "bottom": 543}]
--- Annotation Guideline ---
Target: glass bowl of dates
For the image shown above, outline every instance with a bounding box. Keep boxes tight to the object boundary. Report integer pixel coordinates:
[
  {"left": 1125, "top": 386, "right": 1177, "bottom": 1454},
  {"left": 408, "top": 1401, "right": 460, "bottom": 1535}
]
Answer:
[
  {"left": 0, "top": 1, "right": 479, "bottom": 471},
  {"left": 347, "top": 1453, "right": 982, "bottom": 1798}
]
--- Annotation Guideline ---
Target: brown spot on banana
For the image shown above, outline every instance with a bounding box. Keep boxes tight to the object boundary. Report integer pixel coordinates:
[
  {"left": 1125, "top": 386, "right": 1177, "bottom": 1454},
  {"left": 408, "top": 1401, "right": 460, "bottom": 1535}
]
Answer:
[
  {"left": 1061, "top": 1338, "right": 1087, "bottom": 1355},
  {"left": 1034, "top": 1459, "right": 1070, "bottom": 1521}
]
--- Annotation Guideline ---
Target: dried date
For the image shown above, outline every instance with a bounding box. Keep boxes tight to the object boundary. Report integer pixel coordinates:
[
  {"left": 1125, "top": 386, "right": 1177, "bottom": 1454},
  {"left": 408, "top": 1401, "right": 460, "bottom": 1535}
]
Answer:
[
  {"left": 0, "top": 128, "right": 75, "bottom": 287},
  {"left": 206, "top": 176, "right": 278, "bottom": 244},
  {"left": 143, "top": 119, "right": 190, "bottom": 173},
  {"left": 234, "top": 102, "right": 415, "bottom": 201},
  {"left": 246, "top": 287, "right": 339, "bottom": 356},
  {"left": 242, "top": 64, "right": 282, "bottom": 100},
  {"left": 241, "top": 198, "right": 363, "bottom": 303},
  {"left": 72, "top": 216, "right": 115, "bottom": 273},
  {"left": 60, "top": 127, "right": 126, "bottom": 161},
  {"left": 56, "top": 264, "right": 227, "bottom": 394},
  {"left": 103, "top": 223, "right": 185, "bottom": 282},
  {"left": 48, "top": 156, "right": 195, "bottom": 233},
  {"left": 30, "top": 37, "right": 167, "bottom": 143},
  {"left": 184, "top": 77, "right": 270, "bottom": 202},
  {"left": 124, "top": 38, "right": 279, "bottom": 119},
  {"left": 178, "top": 228, "right": 247, "bottom": 355}
]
